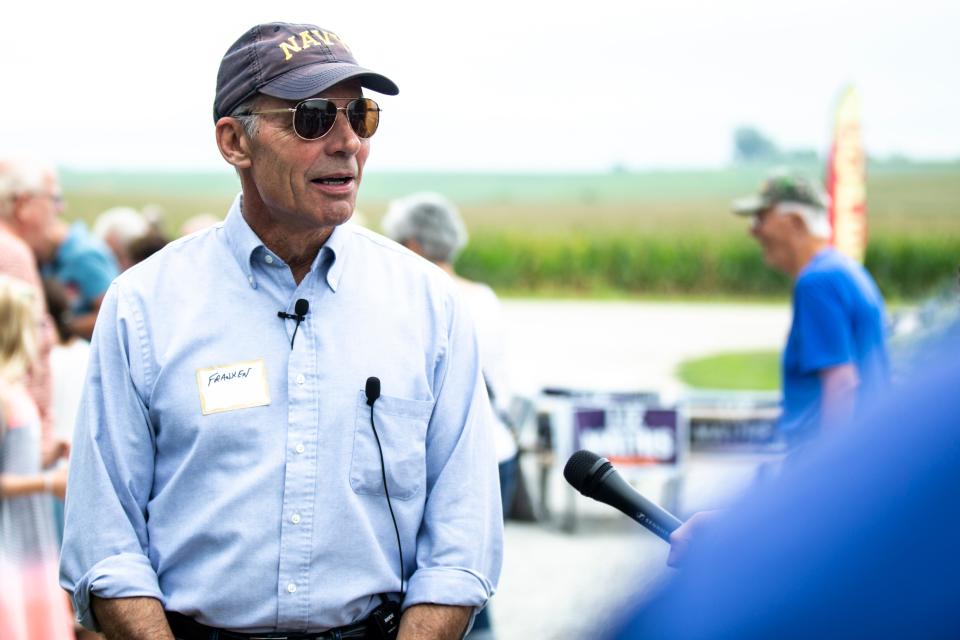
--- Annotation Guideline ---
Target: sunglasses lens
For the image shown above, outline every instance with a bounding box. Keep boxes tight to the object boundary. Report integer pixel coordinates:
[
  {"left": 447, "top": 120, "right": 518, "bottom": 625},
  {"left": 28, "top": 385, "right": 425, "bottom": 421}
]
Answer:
[
  {"left": 294, "top": 100, "right": 338, "bottom": 139},
  {"left": 347, "top": 98, "right": 380, "bottom": 138}
]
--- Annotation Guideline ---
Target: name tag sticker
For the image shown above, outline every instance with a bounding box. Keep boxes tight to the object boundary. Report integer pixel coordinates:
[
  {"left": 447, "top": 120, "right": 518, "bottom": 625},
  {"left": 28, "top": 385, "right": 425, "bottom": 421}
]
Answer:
[{"left": 196, "top": 359, "right": 271, "bottom": 415}]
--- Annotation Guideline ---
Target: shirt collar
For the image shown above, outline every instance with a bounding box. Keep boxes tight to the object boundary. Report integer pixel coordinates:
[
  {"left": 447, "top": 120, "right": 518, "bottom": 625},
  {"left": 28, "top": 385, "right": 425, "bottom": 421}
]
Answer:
[
  {"left": 321, "top": 223, "right": 348, "bottom": 292},
  {"left": 223, "top": 194, "right": 265, "bottom": 290},
  {"left": 222, "top": 192, "right": 349, "bottom": 293}
]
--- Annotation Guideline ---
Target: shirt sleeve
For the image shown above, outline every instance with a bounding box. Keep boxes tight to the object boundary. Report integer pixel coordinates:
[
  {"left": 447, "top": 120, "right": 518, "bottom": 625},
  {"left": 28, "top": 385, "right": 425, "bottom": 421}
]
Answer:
[
  {"left": 59, "top": 282, "right": 163, "bottom": 630},
  {"left": 792, "top": 273, "right": 854, "bottom": 375},
  {"left": 403, "top": 288, "right": 504, "bottom": 611}
]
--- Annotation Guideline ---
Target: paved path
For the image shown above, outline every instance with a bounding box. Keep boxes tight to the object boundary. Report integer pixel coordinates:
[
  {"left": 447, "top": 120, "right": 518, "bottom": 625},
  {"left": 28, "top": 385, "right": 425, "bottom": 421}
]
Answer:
[{"left": 501, "top": 300, "right": 790, "bottom": 401}]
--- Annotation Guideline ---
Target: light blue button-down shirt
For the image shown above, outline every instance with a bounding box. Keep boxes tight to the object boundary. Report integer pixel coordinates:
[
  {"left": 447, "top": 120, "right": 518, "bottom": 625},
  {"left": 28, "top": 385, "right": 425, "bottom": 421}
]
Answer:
[{"left": 60, "top": 195, "right": 503, "bottom": 633}]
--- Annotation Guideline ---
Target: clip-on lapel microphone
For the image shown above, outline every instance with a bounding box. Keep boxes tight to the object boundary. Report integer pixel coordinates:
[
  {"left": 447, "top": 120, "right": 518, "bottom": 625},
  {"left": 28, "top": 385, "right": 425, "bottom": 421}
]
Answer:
[{"left": 277, "top": 298, "right": 310, "bottom": 349}]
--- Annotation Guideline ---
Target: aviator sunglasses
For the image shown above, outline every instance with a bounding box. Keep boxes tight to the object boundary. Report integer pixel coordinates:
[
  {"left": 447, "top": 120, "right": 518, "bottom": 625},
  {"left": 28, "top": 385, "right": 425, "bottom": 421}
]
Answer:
[{"left": 249, "top": 97, "right": 381, "bottom": 141}]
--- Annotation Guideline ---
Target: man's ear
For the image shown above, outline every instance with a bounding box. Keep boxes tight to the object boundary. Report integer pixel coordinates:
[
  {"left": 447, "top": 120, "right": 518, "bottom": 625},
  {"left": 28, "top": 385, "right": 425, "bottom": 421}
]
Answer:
[
  {"left": 215, "top": 117, "right": 253, "bottom": 169},
  {"left": 403, "top": 238, "right": 423, "bottom": 254},
  {"left": 787, "top": 212, "right": 809, "bottom": 234},
  {"left": 10, "top": 194, "right": 27, "bottom": 223}
]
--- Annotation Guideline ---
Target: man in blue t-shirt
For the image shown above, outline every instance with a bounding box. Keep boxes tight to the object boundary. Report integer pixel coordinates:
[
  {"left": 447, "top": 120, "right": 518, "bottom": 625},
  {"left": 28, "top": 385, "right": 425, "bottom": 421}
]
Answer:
[
  {"left": 733, "top": 172, "right": 889, "bottom": 443},
  {"left": 20, "top": 173, "right": 121, "bottom": 340}
]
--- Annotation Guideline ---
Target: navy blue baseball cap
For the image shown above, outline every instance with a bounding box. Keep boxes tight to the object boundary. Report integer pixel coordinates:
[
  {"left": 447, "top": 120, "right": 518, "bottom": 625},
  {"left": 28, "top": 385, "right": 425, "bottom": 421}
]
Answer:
[{"left": 213, "top": 22, "right": 399, "bottom": 122}]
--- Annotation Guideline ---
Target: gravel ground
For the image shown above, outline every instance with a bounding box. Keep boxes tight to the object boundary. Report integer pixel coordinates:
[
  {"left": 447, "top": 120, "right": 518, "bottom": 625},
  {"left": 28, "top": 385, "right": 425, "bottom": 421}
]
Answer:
[{"left": 484, "top": 518, "right": 666, "bottom": 640}]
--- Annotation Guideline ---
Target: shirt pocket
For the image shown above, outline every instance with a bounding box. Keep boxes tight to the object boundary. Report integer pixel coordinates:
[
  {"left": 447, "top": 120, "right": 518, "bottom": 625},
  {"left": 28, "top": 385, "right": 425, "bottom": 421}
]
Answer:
[{"left": 350, "top": 391, "right": 433, "bottom": 501}]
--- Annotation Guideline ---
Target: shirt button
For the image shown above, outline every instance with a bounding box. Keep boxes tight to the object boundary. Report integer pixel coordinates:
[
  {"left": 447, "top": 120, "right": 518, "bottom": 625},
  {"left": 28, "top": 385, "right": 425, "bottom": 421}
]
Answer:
[
  {"left": 291, "top": 513, "right": 301, "bottom": 524},
  {"left": 287, "top": 583, "right": 297, "bottom": 593},
  {"left": 265, "top": 254, "right": 274, "bottom": 264},
  {"left": 296, "top": 374, "right": 306, "bottom": 386},
  {"left": 295, "top": 443, "right": 305, "bottom": 454}
]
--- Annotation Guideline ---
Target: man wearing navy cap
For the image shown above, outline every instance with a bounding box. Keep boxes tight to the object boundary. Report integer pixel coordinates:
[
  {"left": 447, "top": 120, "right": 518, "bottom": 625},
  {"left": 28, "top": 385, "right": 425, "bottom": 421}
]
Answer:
[
  {"left": 61, "top": 22, "right": 502, "bottom": 640},
  {"left": 732, "top": 172, "right": 889, "bottom": 445}
]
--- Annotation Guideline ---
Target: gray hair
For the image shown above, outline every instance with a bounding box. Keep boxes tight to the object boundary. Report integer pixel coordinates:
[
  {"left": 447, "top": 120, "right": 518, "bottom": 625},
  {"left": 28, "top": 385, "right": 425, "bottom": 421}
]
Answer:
[
  {"left": 381, "top": 192, "right": 469, "bottom": 263},
  {"left": 93, "top": 207, "right": 150, "bottom": 246},
  {"left": 0, "top": 158, "right": 55, "bottom": 220},
  {"left": 230, "top": 95, "right": 263, "bottom": 138},
  {"left": 773, "top": 201, "right": 832, "bottom": 239}
]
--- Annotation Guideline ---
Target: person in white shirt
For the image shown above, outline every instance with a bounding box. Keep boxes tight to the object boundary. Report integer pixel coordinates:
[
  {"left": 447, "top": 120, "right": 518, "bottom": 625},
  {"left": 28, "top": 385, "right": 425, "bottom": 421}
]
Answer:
[
  {"left": 382, "top": 192, "right": 519, "bottom": 510},
  {"left": 42, "top": 277, "right": 90, "bottom": 453}
]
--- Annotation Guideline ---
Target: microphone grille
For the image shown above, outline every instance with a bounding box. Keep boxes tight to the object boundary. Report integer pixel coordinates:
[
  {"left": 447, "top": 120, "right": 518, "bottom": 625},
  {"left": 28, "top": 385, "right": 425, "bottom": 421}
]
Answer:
[
  {"left": 563, "top": 449, "right": 603, "bottom": 491},
  {"left": 365, "top": 376, "right": 381, "bottom": 405}
]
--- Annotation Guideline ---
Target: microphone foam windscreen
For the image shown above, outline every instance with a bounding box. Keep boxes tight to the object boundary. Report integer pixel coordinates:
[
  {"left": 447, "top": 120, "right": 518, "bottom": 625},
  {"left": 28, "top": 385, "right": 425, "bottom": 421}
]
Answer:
[
  {"left": 564, "top": 449, "right": 602, "bottom": 491},
  {"left": 295, "top": 298, "right": 310, "bottom": 316},
  {"left": 365, "top": 376, "right": 381, "bottom": 404}
]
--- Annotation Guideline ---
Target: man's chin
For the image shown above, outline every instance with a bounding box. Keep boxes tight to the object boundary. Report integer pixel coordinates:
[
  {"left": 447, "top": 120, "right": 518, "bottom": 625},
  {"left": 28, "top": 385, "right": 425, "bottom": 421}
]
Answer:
[
  {"left": 308, "top": 198, "right": 356, "bottom": 227},
  {"left": 329, "top": 204, "right": 356, "bottom": 226},
  {"left": 762, "top": 254, "right": 789, "bottom": 274}
]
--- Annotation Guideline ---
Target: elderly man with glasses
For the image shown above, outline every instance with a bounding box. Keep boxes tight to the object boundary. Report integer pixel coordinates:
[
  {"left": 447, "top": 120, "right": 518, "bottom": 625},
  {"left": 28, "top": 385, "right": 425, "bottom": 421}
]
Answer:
[
  {"left": 60, "top": 22, "right": 502, "bottom": 640},
  {"left": 0, "top": 159, "right": 119, "bottom": 343},
  {"left": 0, "top": 159, "right": 71, "bottom": 468}
]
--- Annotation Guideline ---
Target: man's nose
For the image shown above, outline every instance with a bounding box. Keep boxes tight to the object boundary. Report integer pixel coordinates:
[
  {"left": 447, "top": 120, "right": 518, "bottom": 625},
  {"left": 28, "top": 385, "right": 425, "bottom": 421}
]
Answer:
[{"left": 322, "top": 111, "right": 362, "bottom": 155}]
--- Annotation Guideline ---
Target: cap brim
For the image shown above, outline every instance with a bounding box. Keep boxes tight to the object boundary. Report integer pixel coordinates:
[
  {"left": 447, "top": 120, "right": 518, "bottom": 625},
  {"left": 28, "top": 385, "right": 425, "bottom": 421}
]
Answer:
[
  {"left": 731, "top": 195, "right": 769, "bottom": 216},
  {"left": 259, "top": 62, "right": 399, "bottom": 100}
]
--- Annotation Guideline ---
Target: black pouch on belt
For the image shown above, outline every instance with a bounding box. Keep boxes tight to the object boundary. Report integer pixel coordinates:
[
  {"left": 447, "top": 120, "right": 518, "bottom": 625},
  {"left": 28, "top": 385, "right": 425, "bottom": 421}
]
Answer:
[{"left": 369, "top": 595, "right": 400, "bottom": 640}]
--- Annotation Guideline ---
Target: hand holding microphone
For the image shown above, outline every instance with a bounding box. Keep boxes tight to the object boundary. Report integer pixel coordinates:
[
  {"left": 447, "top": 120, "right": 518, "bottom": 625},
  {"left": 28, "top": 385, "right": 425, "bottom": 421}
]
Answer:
[
  {"left": 664, "top": 510, "right": 720, "bottom": 567},
  {"left": 563, "top": 450, "right": 683, "bottom": 542}
]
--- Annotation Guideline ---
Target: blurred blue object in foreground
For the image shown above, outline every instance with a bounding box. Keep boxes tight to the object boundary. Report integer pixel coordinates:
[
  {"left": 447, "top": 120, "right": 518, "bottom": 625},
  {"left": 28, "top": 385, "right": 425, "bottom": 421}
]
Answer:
[{"left": 610, "top": 322, "right": 960, "bottom": 639}]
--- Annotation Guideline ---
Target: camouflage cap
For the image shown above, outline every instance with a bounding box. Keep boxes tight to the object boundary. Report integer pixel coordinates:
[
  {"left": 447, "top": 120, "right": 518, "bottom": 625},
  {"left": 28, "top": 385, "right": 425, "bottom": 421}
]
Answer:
[
  {"left": 732, "top": 172, "right": 829, "bottom": 216},
  {"left": 213, "top": 22, "right": 399, "bottom": 122}
]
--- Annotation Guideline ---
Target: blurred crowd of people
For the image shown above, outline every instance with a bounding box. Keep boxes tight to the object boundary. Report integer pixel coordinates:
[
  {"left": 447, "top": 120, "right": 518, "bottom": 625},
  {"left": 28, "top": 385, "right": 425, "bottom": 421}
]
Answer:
[{"left": 0, "top": 159, "right": 223, "bottom": 639}]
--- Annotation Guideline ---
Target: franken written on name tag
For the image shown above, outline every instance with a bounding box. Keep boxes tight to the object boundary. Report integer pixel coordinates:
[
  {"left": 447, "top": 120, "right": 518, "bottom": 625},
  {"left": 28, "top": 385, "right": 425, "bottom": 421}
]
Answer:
[{"left": 196, "top": 359, "right": 271, "bottom": 415}]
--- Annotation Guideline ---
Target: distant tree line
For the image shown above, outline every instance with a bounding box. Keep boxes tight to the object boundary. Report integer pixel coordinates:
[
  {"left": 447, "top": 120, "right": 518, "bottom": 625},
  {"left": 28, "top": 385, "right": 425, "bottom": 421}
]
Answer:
[
  {"left": 733, "top": 126, "right": 819, "bottom": 164},
  {"left": 731, "top": 126, "right": 948, "bottom": 167}
]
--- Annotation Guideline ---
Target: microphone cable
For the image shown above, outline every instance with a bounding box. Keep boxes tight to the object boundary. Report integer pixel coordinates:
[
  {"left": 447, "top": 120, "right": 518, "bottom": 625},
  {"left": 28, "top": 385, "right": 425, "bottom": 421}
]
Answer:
[{"left": 366, "top": 377, "right": 405, "bottom": 597}]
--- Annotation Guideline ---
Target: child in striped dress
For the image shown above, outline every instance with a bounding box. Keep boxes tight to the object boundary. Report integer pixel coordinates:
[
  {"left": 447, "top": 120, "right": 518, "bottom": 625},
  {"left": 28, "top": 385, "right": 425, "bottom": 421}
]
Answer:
[{"left": 0, "top": 273, "right": 74, "bottom": 639}]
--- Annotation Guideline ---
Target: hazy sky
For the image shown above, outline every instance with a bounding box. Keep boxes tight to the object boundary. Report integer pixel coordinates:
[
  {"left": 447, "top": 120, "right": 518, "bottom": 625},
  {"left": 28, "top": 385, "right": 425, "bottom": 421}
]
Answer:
[{"left": 2, "top": 0, "right": 957, "bottom": 172}]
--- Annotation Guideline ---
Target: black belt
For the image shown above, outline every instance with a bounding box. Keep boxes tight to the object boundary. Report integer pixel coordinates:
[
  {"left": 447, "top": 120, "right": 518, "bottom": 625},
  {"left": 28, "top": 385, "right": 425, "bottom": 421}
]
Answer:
[{"left": 165, "top": 611, "right": 374, "bottom": 640}]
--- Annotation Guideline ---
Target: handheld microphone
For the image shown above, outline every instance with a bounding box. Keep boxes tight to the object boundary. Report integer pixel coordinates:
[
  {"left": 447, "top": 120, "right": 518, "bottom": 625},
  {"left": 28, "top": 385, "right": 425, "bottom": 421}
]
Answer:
[
  {"left": 563, "top": 450, "right": 683, "bottom": 542},
  {"left": 277, "top": 298, "right": 310, "bottom": 348}
]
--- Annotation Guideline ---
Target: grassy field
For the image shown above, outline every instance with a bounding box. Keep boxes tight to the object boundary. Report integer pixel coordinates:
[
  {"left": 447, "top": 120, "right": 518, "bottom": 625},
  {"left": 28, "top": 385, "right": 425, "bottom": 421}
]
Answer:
[
  {"left": 676, "top": 350, "right": 781, "bottom": 391},
  {"left": 60, "top": 161, "right": 960, "bottom": 300}
]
